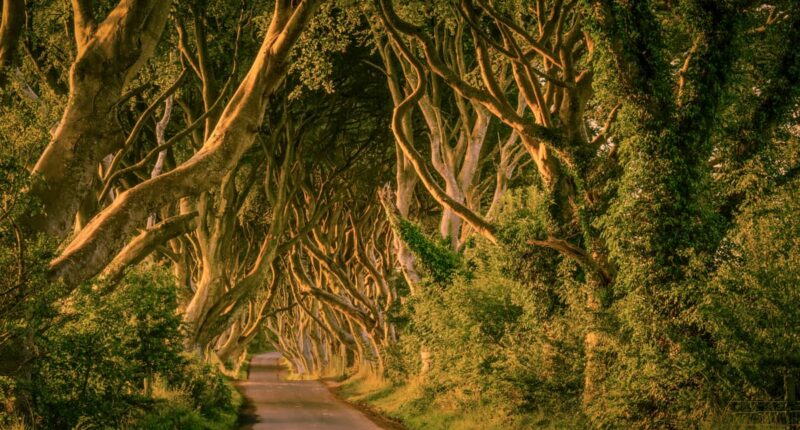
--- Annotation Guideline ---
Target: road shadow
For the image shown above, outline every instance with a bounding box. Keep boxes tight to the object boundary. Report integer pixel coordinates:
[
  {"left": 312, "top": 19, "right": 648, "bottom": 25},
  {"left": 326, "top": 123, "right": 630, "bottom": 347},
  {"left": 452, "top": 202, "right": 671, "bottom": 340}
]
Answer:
[{"left": 235, "top": 356, "right": 259, "bottom": 430}]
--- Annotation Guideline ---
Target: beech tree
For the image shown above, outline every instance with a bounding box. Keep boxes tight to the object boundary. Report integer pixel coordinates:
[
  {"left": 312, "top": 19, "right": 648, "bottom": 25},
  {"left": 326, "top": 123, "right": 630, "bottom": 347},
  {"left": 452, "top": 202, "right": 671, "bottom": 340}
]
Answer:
[{"left": 38, "top": 0, "right": 321, "bottom": 287}]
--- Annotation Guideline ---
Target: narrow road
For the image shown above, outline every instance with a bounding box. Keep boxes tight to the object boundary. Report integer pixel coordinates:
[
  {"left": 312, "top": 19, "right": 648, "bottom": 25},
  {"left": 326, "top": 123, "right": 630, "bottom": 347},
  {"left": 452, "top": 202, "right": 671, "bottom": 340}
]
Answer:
[{"left": 236, "top": 352, "right": 386, "bottom": 430}]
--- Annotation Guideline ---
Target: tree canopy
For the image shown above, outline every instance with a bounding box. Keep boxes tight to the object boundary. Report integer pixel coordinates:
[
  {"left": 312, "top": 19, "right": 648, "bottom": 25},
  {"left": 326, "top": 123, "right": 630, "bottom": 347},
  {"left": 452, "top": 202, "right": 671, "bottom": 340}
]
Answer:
[{"left": 1, "top": 0, "right": 799, "bottom": 428}]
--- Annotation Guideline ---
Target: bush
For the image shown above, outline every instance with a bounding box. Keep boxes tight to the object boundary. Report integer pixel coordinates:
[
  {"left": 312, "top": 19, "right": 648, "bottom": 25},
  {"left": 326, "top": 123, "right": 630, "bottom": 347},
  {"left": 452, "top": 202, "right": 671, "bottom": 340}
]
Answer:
[
  {"left": 0, "top": 158, "right": 240, "bottom": 429},
  {"left": 133, "top": 402, "right": 211, "bottom": 430},
  {"left": 130, "top": 375, "right": 239, "bottom": 430},
  {"left": 0, "top": 153, "right": 64, "bottom": 427},
  {"left": 167, "top": 357, "right": 236, "bottom": 420},
  {"left": 8, "top": 265, "right": 232, "bottom": 429},
  {"left": 704, "top": 180, "right": 800, "bottom": 402},
  {"left": 389, "top": 192, "right": 586, "bottom": 425},
  {"left": 27, "top": 266, "right": 186, "bottom": 428}
]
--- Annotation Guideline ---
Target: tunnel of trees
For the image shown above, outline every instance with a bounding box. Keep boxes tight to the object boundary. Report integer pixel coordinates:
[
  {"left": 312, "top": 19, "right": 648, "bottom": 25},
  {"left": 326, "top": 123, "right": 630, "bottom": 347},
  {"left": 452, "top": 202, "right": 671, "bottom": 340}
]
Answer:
[{"left": 0, "top": 0, "right": 799, "bottom": 428}]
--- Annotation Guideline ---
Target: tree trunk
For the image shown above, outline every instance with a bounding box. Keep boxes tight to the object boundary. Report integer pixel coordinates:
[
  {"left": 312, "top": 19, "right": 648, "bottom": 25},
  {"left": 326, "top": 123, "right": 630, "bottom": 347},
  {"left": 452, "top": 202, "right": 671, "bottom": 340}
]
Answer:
[
  {"left": 48, "top": 0, "right": 322, "bottom": 287},
  {"left": 0, "top": 0, "right": 25, "bottom": 83},
  {"left": 25, "top": 0, "right": 172, "bottom": 239}
]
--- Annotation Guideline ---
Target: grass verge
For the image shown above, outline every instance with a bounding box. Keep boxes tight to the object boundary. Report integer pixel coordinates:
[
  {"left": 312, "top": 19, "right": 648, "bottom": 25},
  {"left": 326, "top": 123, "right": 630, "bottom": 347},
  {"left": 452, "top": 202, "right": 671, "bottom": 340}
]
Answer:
[{"left": 332, "top": 372, "right": 586, "bottom": 430}]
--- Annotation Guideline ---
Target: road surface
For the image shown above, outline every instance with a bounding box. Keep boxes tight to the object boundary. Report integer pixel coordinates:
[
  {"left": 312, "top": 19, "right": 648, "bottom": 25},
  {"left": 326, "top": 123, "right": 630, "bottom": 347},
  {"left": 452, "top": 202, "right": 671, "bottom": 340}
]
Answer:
[{"left": 236, "top": 352, "right": 385, "bottom": 430}]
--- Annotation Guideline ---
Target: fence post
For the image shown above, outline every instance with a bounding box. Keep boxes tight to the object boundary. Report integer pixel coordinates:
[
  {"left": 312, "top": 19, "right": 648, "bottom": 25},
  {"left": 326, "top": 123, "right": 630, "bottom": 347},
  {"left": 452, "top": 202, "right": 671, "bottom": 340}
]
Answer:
[{"left": 786, "top": 369, "right": 797, "bottom": 429}]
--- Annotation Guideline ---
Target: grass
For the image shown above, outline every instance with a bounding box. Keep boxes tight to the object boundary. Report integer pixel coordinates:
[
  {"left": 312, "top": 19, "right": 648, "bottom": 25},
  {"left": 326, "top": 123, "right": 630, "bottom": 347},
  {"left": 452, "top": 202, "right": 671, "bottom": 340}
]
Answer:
[
  {"left": 334, "top": 372, "right": 587, "bottom": 430},
  {"left": 336, "top": 373, "right": 792, "bottom": 430},
  {"left": 125, "top": 375, "right": 241, "bottom": 430},
  {"left": 335, "top": 373, "right": 496, "bottom": 430},
  {"left": 283, "top": 354, "right": 350, "bottom": 381}
]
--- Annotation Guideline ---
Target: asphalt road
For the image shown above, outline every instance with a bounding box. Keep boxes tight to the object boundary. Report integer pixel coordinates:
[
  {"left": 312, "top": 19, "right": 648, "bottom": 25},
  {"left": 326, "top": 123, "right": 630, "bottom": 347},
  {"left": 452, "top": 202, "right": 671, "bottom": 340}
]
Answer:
[{"left": 236, "top": 352, "right": 385, "bottom": 430}]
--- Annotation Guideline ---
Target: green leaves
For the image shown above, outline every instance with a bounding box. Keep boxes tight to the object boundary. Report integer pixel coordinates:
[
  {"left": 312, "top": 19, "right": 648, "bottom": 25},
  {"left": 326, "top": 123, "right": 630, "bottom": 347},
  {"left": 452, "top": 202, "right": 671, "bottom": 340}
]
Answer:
[
  {"left": 28, "top": 266, "right": 186, "bottom": 428},
  {"left": 397, "top": 218, "right": 463, "bottom": 286}
]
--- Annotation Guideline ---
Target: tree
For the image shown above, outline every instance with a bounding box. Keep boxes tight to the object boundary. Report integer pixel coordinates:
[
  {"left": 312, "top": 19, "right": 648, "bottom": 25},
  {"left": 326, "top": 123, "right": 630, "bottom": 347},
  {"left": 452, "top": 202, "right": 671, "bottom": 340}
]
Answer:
[{"left": 47, "top": 0, "right": 322, "bottom": 286}]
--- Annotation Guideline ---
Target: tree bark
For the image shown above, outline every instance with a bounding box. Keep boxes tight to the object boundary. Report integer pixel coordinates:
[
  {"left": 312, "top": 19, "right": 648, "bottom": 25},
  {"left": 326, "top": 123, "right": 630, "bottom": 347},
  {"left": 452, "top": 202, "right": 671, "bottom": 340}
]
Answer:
[
  {"left": 100, "top": 212, "right": 197, "bottom": 285},
  {"left": 48, "top": 0, "right": 322, "bottom": 287},
  {"left": 25, "top": 0, "right": 172, "bottom": 239},
  {"left": 0, "top": 0, "right": 24, "bottom": 83}
]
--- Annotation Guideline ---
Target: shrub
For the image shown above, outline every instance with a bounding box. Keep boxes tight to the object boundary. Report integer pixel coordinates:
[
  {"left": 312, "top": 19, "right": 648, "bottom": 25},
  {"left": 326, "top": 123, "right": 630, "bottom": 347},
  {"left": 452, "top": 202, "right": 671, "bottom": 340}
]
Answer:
[
  {"left": 167, "top": 357, "right": 236, "bottom": 420},
  {"left": 390, "top": 190, "right": 586, "bottom": 423},
  {"left": 28, "top": 266, "right": 187, "bottom": 428}
]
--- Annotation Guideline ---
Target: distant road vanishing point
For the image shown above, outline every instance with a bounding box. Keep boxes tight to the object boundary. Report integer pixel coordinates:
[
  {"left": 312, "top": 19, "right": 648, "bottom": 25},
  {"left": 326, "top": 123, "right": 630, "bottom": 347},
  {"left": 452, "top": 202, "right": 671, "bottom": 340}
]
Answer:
[{"left": 236, "top": 352, "right": 386, "bottom": 430}]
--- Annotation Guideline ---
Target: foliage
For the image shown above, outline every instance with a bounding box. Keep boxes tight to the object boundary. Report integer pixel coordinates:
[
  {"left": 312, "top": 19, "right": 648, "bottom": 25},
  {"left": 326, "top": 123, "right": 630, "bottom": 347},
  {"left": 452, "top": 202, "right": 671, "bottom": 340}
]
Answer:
[
  {"left": 19, "top": 267, "right": 231, "bottom": 428},
  {"left": 704, "top": 180, "right": 800, "bottom": 401},
  {"left": 397, "top": 218, "right": 462, "bottom": 286},
  {"left": 165, "top": 357, "right": 237, "bottom": 420},
  {"left": 387, "top": 190, "right": 586, "bottom": 426},
  {"left": 0, "top": 151, "right": 61, "bottom": 429},
  {"left": 130, "top": 376, "right": 240, "bottom": 430},
  {"left": 386, "top": 169, "right": 800, "bottom": 427},
  {"left": 0, "top": 264, "right": 238, "bottom": 429},
  {"left": 26, "top": 267, "right": 178, "bottom": 428}
]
